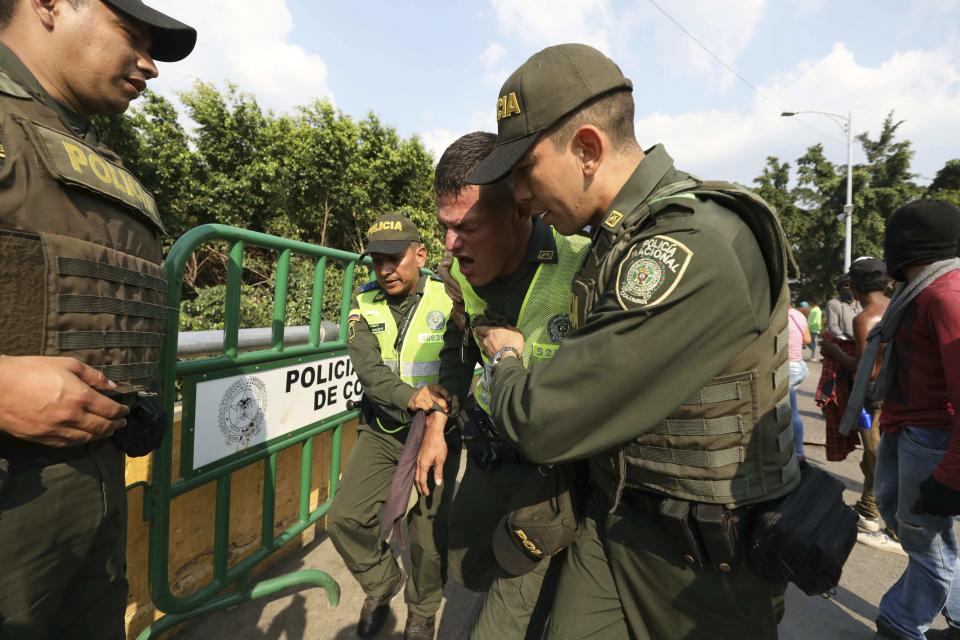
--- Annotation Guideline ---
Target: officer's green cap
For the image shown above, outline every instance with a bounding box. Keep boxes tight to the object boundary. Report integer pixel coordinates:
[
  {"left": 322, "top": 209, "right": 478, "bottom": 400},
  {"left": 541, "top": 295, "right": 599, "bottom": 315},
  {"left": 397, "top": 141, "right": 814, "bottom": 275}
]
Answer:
[
  {"left": 101, "top": 0, "right": 197, "bottom": 62},
  {"left": 467, "top": 43, "right": 633, "bottom": 185},
  {"left": 361, "top": 213, "right": 420, "bottom": 257}
]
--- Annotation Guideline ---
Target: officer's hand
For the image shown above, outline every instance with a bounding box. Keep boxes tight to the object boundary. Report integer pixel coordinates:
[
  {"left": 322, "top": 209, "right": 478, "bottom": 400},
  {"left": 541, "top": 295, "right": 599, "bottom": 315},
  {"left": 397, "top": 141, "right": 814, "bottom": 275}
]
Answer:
[
  {"left": 0, "top": 355, "right": 130, "bottom": 447},
  {"left": 416, "top": 412, "right": 449, "bottom": 495},
  {"left": 473, "top": 325, "right": 524, "bottom": 359},
  {"left": 439, "top": 251, "right": 466, "bottom": 331},
  {"left": 407, "top": 384, "right": 449, "bottom": 413}
]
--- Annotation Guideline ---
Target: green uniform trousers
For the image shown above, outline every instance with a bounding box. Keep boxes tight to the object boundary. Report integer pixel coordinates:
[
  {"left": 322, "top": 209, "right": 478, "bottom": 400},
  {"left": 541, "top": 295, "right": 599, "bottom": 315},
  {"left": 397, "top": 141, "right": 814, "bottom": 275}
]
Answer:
[
  {"left": 327, "top": 425, "right": 460, "bottom": 618},
  {"left": 0, "top": 439, "right": 127, "bottom": 640},
  {"left": 547, "top": 490, "right": 786, "bottom": 640},
  {"left": 448, "top": 458, "right": 552, "bottom": 640}
]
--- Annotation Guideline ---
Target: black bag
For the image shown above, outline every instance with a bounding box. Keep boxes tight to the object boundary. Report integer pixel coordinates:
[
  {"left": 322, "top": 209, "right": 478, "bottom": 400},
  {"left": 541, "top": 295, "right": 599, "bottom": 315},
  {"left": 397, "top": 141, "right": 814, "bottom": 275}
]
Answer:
[{"left": 748, "top": 464, "right": 858, "bottom": 595}]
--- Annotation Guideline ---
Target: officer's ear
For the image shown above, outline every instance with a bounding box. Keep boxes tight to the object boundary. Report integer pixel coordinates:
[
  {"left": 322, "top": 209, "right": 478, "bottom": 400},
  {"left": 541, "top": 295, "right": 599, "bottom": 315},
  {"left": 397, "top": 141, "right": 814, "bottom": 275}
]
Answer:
[
  {"left": 30, "top": 0, "right": 67, "bottom": 31},
  {"left": 413, "top": 242, "right": 427, "bottom": 268},
  {"left": 572, "top": 125, "right": 604, "bottom": 178}
]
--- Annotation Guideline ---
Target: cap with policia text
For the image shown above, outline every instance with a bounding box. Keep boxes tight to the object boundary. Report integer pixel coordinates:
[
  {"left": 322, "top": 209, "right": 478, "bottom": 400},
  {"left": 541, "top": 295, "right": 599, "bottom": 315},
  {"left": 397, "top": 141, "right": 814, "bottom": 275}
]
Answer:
[
  {"left": 101, "top": 0, "right": 197, "bottom": 62},
  {"left": 491, "top": 465, "right": 581, "bottom": 576},
  {"left": 361, "top": 213, "right": 420, "bottom": 256},
  {"left": 467, "top": 43, "right": 633, "bottom": 185}
]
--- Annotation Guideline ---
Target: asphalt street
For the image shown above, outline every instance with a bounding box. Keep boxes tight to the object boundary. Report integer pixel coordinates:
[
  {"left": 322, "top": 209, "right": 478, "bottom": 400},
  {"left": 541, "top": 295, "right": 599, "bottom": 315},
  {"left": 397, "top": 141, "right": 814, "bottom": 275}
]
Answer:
[{"left": 174, "top": 359, "right": 944, "bottom": 640}]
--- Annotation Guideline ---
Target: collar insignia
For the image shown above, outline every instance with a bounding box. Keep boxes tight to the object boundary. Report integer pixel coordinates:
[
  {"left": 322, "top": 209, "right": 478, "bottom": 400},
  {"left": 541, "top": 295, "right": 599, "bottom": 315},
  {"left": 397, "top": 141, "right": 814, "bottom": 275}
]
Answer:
[{"left": 602, "top": 210, "right": 624, "bottom": 230}]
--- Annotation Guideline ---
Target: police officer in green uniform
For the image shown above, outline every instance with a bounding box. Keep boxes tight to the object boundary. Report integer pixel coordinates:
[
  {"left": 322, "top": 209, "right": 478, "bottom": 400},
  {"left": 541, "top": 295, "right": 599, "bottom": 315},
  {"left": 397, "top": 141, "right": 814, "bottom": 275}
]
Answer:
[
  {"left": 469, "top": 44, "right": 799, "bottom": 639},
  {"left": 414, "top": 131, "right": 589, "bottom": 639},
  {"left": 327, "top": 213, "right": 460, "bottom": 640},
  {"left": 0, "top": 1, "right": 195, "bottom": 638}
]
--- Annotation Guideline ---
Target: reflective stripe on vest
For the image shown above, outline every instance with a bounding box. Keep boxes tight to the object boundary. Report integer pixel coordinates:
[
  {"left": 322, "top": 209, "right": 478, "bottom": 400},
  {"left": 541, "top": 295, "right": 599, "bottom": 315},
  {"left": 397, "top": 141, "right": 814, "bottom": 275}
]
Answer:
[
  {"left": 452, "top": 229, "right": 589, "bottom": 414},
  {"left": 355, "top": 278, "right": 452, "bottom": 389}
]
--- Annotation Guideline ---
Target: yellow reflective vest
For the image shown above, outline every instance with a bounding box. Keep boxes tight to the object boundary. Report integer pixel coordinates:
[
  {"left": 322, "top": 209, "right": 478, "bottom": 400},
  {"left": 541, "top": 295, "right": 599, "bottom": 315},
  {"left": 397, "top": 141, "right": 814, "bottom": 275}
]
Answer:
[
  {"left": 452, "top": 229, "right": 589, "bottom": 413},
  {"left": 354, "top": 277, "right": 451, "bottom": 391}
]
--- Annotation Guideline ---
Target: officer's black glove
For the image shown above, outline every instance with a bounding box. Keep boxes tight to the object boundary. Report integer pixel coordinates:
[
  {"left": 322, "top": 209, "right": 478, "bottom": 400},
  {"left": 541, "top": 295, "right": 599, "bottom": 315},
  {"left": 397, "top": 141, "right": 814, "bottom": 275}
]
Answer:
[
  {"left": 913, "top": 475, "right": 960, "bottom": 517},
  {"left": 112, "top": 393, "right": 168, "bottom": 457}
]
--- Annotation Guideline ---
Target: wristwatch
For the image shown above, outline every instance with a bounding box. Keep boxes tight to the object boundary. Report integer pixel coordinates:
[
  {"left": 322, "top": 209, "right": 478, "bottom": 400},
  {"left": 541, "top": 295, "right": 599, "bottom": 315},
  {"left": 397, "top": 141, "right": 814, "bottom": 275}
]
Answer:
[{"left": 489, "top": 346, "right": 521, "bottom": 374}]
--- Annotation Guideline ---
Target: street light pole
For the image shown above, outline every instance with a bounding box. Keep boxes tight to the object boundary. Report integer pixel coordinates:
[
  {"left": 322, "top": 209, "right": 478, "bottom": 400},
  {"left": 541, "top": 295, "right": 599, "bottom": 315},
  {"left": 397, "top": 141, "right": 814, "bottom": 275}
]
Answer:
[
  {"left": 843, "top": 110, "right": 853, "bottom": 273},
  {"left": 781, "top": 109, "right": 854, "bottom": 272}
]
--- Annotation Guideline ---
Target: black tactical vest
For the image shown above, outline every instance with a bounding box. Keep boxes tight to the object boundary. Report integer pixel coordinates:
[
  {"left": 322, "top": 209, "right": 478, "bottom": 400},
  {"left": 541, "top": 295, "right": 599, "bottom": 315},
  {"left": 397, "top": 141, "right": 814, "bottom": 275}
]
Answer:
[
  {"left": 0, "top": 70, "right": 166, "bottom": 393},
  {"left": 578, "top": 179, "right": 801, "bottom": 508}
]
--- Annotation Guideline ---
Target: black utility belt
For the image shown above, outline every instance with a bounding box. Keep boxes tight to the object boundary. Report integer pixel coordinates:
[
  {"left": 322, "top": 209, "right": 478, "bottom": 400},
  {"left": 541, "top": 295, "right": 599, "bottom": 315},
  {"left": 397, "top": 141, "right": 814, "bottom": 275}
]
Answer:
[
  {"left": 0, "top": 438, "right": 102, "bottom": 478},
  {"left": 619, "top": 488, "right": 749, "bottom": 574}
]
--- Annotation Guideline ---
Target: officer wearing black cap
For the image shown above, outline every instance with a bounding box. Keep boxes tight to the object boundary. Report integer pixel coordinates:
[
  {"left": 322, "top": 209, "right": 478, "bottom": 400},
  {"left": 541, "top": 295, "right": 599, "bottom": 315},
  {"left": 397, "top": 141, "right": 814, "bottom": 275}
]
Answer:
[
  {"left": 327, "top": 213, "right": 459, "bottom": 640},
  {"left": 0, "top": 1, "right": 194, "bottom": 638},
  {"left": 472, "top": 43, "right": 799, "bottom": 638}
]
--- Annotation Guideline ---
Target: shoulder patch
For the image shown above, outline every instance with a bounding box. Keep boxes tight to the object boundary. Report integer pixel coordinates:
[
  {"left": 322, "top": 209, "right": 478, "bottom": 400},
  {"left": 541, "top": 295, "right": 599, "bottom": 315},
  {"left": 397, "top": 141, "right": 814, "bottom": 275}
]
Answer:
[
  {"left": 359, "top": 281, "right": 381, "bottom": 293},
  {"left": 616, "top": 235, "right": 694, "bottom": 310}
]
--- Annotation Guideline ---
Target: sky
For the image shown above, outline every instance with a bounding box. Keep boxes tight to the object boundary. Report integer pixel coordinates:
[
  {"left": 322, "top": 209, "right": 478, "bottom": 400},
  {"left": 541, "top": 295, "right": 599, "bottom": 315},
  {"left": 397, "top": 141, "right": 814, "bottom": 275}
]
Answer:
[{"left": 147, "top": 0, "right": 960, "bottom": 186}]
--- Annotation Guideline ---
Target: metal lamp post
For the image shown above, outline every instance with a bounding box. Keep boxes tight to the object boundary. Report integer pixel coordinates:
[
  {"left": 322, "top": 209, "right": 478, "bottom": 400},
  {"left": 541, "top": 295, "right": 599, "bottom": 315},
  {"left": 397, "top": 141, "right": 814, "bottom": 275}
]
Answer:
[{"left": 781, "top": 110, "right": 854, "bottom": 273}]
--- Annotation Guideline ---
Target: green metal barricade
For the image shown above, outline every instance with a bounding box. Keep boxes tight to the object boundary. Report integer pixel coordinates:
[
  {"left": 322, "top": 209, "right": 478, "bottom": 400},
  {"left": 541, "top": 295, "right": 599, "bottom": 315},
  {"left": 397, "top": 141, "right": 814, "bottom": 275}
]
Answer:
[{"left": 138, "top": 224, "right": 367, "bottom": 638}]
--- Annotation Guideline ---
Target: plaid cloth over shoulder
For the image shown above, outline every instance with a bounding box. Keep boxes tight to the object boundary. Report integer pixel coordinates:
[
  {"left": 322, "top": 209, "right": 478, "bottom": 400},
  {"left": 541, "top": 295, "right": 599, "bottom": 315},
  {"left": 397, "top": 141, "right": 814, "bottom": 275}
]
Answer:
[{"left": 815, "top": 332, "right": 860, "bottom": 461}]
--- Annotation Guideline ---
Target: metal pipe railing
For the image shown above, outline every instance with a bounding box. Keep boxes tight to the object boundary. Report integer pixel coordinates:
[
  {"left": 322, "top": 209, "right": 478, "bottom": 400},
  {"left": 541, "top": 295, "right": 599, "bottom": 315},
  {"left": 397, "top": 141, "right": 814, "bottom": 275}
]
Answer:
[{"left": 176, "top": 322, "right": 341, "bottom": 357}]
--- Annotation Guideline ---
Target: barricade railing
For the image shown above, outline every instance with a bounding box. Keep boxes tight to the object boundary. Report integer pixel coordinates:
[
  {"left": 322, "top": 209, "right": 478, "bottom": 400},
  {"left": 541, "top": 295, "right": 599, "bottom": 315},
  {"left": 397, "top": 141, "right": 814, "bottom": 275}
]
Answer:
[{"left": 138, "top": 224, "right": 367, "bottom": 638}]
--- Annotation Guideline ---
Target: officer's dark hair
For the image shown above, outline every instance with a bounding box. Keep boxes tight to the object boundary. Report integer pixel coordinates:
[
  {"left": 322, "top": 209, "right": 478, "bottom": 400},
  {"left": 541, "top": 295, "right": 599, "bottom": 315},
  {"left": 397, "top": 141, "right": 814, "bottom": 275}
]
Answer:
[
  {"left": 0, "top": 0, "right": 87, "bottom": 30},
  {"left": 548, "top": 89, "right": 637, "bottom": 151},
  {"left": 434, "top": 131, "right": 511, "bottom": 204},
  {"left": 850, "top": 271, "right": 887, "bottom": 295}
]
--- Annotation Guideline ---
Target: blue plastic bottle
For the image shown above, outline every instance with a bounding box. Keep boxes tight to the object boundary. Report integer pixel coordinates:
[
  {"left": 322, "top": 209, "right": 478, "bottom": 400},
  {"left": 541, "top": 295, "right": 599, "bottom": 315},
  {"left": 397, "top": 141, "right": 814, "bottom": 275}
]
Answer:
[{"left": 859, "top": 408, "right": 873, "bottom": 430}]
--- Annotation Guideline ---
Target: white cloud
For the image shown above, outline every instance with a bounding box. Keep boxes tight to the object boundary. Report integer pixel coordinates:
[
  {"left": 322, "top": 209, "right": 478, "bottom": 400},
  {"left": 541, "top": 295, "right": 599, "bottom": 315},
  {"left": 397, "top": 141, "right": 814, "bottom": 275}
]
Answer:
[
  {"left": 484, "top": 0, "right": 765, "bottom": 92},
  {"left": 634, "top": 43, "right": 960, "bottom": 185},
  {"left": 148, "top": 0, "right": 331, "bottom": 114},
  {"left": 420, "top": 128, "right": 458, "bottom": 165},
  {"left": 634, "top": 0, "right": 766, "bottom": 87},
  {"left": 790, "top": 0, "right": 827, "bottom": 18},
  {"left": 421, "top": 108, "right": 496, "bottom": 164},
  {"left": 483, "top": 41, "right": 509, "bottom": 88},
  {"left": 488, "top": 0, "right": 613, "bottom": 53}
]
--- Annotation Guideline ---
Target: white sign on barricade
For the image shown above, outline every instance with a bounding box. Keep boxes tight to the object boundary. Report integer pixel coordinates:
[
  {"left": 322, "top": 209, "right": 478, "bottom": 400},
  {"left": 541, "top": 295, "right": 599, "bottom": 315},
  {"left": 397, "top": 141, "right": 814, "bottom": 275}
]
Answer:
[{"left": 192, "top": 354, "right": 362, "bottom": 470}]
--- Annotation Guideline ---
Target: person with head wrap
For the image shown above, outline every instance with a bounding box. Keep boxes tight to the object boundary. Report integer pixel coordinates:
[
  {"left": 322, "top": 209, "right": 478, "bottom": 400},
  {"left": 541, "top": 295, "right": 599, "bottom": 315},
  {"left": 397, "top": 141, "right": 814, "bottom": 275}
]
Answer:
[{"left": 838, "top": 200, "right": 960, "bottom": 640}]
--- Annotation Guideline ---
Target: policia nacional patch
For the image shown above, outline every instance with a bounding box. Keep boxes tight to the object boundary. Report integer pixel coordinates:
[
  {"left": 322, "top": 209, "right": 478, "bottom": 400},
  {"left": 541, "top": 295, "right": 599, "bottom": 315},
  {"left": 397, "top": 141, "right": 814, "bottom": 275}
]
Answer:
[{"left": 616, "top": 235, "right": 693, "bottom": 309}]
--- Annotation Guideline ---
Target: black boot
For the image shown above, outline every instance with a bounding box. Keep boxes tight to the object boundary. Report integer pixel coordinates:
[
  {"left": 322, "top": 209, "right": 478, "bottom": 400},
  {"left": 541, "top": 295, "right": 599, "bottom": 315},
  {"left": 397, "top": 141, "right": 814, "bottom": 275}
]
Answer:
[
  {"left": 403, "top": 613, "right": 436, "bottom": 640},
  {"left": 357, "top": 573, "right": 404, "bottom": 638}
]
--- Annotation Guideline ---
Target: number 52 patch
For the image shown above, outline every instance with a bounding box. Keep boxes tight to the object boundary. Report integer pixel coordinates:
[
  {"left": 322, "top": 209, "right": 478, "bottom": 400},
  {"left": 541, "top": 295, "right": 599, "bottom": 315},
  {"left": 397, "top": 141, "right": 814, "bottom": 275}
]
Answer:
[{"left": 615, "top": 235, "right": 694, "bottom": 310}]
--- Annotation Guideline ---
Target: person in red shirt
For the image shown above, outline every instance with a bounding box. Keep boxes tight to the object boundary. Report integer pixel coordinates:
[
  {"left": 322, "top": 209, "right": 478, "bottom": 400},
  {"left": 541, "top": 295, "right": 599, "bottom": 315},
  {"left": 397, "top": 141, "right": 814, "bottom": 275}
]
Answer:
[{"left": 869, "top": 200, "right": 960, "bottom": 640}]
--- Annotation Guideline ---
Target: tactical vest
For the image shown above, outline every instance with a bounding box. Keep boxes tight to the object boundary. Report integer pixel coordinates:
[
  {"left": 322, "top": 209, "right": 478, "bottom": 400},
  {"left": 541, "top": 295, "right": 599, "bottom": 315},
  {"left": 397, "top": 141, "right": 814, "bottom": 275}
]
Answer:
[
  {"left": 0, "top": 70, "right": 166, "bottom": 393},
  {"left": 452, "top": 229, "right": 590, "bottom": 414},
  {"left": 354, "top": 277, "right": 451, "bottom": 421},
  {"left": 581, "top": 179, "right": 801, "bottom": 508}
]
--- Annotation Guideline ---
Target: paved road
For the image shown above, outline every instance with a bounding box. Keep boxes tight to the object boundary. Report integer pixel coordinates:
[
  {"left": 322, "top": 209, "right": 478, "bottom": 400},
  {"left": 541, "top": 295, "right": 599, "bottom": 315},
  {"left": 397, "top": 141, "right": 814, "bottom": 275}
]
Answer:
[{"left": 175, "top": 360, "right": 943, "bottom": 639}]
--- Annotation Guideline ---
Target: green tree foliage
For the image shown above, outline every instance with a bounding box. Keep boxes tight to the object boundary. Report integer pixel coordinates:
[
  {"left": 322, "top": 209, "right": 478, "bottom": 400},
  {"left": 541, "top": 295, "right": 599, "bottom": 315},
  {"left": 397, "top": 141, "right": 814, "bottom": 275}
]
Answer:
[
  {"left": 752, "top": 112, "right": 944, "bottom": 303},
  {"left": 95, "top": 83, "right": 439, "bottom": 334},
  {"left": 927, "top": 159, "right": 960, "bottom": 207}
]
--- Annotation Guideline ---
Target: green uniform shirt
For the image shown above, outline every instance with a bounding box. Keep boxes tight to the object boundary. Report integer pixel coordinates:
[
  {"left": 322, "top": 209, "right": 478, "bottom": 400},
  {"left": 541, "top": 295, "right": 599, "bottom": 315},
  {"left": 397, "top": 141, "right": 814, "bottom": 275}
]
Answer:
[
  {"left": 347, "top": 275, "right": 429, "bottom": 423},
  {"left": 0, "top": 42, "right": 95, "bottom": 141},
  {"left": 488, "top": 145, "right": 772, "bottom": 464},
  {"left": 437, "top": 217, "right": 560, "bottom": 407}
]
